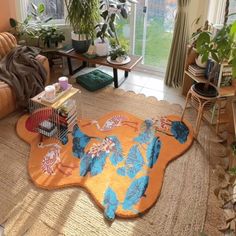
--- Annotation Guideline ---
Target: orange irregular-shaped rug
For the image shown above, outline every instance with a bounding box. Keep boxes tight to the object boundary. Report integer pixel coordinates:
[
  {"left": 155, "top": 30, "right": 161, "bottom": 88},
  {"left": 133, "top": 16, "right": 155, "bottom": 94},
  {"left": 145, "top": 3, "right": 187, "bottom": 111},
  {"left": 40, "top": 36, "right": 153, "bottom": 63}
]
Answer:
[{"left": 17, "top": 111, "right": 194, "bottom": 220}]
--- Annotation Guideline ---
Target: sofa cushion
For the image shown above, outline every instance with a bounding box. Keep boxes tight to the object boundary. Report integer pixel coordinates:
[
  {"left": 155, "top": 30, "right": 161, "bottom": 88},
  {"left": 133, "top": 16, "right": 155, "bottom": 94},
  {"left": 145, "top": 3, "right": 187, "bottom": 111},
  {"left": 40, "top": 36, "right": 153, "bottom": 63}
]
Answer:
[
  {"left": 76, "top": 69, "right": 113, "bottom": 91},
  {"left": 0, "top": 32, "right": 17, "bottom": 61}
]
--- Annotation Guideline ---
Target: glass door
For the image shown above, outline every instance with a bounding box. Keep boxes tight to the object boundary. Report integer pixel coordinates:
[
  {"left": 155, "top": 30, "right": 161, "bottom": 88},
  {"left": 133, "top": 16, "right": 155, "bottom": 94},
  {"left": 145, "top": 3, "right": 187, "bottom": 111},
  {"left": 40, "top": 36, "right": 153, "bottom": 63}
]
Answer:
[{"left": 117, "top": 0, "right": 177, "bottom": 72}]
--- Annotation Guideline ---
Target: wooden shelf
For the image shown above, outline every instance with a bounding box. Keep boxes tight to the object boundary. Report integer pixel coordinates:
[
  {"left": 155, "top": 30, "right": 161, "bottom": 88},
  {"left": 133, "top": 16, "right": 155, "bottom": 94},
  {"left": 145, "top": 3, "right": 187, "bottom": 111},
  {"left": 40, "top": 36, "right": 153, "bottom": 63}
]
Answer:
[
  {"left": 219, "top": 86, "right": 236, "bottom": 97},
  {"left": 184, "top": 70, "right": 206, "bottom": 83},
  {"left": 183, "top": 70, "right": 236, "bottom": 97}
]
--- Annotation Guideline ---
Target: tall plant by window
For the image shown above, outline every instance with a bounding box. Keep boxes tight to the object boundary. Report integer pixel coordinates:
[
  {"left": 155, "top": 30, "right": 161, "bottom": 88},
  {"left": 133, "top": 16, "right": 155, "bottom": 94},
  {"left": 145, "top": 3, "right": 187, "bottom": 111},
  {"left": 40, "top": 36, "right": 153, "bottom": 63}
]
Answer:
[
  {"left": 65, "top": 0, "right": 100, "bottom": 53},
  {"left": 65, "top": 0, "right": 100, "bottom": 38}
]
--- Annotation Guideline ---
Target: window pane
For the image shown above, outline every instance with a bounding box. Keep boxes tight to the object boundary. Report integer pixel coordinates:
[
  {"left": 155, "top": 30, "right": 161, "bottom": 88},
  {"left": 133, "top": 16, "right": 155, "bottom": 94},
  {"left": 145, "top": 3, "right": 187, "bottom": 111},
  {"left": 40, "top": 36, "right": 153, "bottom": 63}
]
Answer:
[
  {"left": 29, "top": 0, "right": 64, "bottom": 20},
  {"left": 228, "top": 0, "right": 236, "bottom": 24},
  {"left": 117, "top": 0, "right": 176, "bottom": 71}
]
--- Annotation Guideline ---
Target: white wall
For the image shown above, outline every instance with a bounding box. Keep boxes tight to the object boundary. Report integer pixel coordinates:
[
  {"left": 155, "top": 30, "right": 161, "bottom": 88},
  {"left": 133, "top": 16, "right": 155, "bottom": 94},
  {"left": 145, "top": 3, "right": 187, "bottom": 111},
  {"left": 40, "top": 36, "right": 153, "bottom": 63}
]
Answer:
[{"left": 188, "top": 0, "right": 209, "bottom": 36}]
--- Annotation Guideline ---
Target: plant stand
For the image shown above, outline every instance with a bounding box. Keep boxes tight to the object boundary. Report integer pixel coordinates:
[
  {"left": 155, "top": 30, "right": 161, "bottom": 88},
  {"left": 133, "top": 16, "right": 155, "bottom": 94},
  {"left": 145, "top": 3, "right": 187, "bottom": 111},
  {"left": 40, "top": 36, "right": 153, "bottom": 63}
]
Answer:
[{"left": 181, "top": 83, "right": 218, "bottom": 138}]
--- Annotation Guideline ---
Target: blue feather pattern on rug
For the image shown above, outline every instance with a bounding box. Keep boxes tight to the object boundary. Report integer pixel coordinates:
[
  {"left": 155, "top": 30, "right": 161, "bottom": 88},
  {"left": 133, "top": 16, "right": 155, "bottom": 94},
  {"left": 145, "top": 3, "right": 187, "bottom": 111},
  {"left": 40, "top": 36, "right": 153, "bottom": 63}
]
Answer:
[
  {"left": 171, "top": 121, "right": 189, "bottom": 144},
  {"left": 146, "top": 137, "right": 161, "bottom": 168},
  {"left": 103, "top": 187, "right": 119, "bottom": 221},
  {"left": 123, "top": 176, "right": 149, "bottom": 211},
  {"left": 117, "top": 145, "right": 144, "bottom": 178},
  {"left": 70, "top": 116, "right": 190, "bottom": 220}
]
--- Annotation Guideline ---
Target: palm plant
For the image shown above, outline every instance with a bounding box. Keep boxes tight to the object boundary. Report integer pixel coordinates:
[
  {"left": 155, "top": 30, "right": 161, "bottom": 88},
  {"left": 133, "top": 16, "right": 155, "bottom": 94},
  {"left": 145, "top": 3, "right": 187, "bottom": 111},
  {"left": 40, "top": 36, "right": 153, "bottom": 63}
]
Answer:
[{"left": 65, "top": 0, "right": 100, "bottom": 39}]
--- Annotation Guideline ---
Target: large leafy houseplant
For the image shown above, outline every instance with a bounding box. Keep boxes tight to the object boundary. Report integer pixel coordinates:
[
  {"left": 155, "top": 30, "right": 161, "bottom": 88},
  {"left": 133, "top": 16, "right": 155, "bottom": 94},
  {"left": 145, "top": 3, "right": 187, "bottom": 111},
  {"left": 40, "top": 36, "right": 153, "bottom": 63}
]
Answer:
[
  {"left": 65, "top": 0, "right": 100, "bottom": 53},
  {"left": 195, "top": 20, "right": 236, "bottom": 77},
  {"left": 95, "top": 0, "right": 135, "bottom": 57}
]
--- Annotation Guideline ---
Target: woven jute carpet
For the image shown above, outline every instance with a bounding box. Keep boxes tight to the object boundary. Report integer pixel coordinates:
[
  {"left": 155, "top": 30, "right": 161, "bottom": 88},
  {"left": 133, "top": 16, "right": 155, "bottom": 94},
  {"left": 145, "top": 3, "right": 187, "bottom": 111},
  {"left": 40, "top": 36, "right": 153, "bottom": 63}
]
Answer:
[{"left": 0, "top": 85, "right": 225, "bottom": 235}]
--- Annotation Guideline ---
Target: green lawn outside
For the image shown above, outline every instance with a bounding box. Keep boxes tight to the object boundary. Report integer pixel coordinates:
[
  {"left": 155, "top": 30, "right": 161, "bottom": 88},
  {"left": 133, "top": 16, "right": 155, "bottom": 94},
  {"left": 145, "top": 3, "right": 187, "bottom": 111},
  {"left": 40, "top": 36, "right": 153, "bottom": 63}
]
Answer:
[{"left": 117, "top": 18, "right": 173, "bottom": 70}]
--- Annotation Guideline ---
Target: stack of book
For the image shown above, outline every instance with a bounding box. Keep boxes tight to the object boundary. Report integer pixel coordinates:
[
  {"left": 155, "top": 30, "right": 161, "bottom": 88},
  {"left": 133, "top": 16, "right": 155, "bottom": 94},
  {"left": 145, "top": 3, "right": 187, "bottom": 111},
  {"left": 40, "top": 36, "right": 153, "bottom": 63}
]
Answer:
[
  {"left": 188, "top": 64, "right": 206, "bottom": 77},
  {"left": 57, "top": 99, "right": 77, "bottom": 136},
  {"left": 38, "top": 120, "right": 57, "bottom": 137}
]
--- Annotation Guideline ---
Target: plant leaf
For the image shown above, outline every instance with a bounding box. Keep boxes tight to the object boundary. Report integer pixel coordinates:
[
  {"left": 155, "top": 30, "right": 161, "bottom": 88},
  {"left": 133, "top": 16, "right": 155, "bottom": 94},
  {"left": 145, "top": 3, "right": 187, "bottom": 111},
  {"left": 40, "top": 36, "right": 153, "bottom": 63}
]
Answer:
[
  {"left": 38, "top": 3, "right": 45, "bottom": 14},
  {"left": 211, "top": 52, "right": 219, "bottom": 62},
  {"left": 31, "top": 3, "right": 38, "bottom": 12},
  {"left": 44, "top": 17, "right": 53, "bottom": 23},
  {"left": 101, "top": 10, "right": 108, "bottom": 20},
  {"left": 120, "top": 7, "right": 128, "bottom": 19},
  {"left": 9, "top": 18, "right": 17, "bottom": 28},
  {"left": 101, "top": 23, "right": 108, "bottom": 34},
  {"left": 109, "top": 22, "right": 116, "bottom": 32}
]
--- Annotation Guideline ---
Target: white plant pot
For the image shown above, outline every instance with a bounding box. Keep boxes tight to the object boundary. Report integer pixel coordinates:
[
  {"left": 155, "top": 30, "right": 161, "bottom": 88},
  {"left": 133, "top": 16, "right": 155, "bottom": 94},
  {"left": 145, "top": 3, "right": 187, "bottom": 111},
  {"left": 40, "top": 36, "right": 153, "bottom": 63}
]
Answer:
[
  {"left": 94, "top": 38, "right": 110, "bottom": 57},
  {"left": 195, "top": 55, "right": 207, "bottom": 68}
]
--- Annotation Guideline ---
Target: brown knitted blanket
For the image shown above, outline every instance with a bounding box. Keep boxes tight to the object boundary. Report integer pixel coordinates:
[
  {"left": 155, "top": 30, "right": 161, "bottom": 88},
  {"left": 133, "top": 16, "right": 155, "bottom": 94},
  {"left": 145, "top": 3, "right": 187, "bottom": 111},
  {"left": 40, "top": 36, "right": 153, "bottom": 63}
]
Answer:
[{"left": 0, "top": 45, "right": 46, "bottom": 107}]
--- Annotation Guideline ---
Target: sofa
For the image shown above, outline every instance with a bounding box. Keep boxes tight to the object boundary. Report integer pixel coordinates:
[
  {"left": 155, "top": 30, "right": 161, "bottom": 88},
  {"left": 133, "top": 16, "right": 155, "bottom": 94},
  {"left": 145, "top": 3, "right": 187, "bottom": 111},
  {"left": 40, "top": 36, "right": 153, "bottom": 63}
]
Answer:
[{"left": 0, "top": 32, "right": 50, "bottom": 119}]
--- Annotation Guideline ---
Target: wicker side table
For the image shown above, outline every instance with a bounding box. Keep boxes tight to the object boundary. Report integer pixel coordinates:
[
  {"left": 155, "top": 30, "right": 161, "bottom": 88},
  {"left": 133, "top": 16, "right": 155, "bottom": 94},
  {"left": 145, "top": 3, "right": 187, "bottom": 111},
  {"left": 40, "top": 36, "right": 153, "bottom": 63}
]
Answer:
[{"left": 181, "top": 83, "right": 218, "bottom": 138}]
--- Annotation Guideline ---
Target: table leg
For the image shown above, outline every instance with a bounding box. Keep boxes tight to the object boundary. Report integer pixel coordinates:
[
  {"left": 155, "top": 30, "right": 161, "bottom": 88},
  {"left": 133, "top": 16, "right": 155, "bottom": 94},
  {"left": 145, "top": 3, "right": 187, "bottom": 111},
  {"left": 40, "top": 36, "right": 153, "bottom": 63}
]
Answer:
[
  {"left": 82, "top": 61, "right": 87, "bottom": 68},
  {"left": 67, "top": 57, "right": 73, "bottom": 75},
  {"left": 125, "top": 71, "right": 129, "bottom": 78},
  {"left": 113, "top": 68, "right": 118, "bottom": 88}
]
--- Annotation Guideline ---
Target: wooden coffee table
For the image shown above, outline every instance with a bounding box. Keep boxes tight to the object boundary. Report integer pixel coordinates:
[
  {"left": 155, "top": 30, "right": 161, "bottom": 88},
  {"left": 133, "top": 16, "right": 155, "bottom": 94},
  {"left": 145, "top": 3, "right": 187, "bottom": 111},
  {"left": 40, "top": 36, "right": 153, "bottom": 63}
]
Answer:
[{"left": 58, "top": 50, "right": 143, "bottom": 88}]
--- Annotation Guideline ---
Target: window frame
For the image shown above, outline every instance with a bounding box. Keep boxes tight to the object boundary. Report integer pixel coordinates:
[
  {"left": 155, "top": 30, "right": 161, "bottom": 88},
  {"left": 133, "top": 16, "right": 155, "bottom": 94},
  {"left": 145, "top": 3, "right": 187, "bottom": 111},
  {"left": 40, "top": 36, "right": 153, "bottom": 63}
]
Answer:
[{"left": 15, "top": 0, "right": 67, "bottom": 26}]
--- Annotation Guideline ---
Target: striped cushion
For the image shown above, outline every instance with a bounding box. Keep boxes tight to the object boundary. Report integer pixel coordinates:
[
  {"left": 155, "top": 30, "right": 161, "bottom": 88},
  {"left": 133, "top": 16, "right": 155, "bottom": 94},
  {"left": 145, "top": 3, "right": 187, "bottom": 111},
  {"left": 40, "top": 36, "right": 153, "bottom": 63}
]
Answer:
[{"left": 0, "top": 32, "right": 17, "bottom": 61}]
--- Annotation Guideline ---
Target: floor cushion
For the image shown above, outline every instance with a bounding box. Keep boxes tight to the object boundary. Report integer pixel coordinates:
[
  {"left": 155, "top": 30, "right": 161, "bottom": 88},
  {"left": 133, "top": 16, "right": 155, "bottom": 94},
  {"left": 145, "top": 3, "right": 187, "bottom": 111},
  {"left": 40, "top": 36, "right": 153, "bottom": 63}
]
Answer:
[{"left": 76, "top": 69, "right": 113, "bottom": 91}]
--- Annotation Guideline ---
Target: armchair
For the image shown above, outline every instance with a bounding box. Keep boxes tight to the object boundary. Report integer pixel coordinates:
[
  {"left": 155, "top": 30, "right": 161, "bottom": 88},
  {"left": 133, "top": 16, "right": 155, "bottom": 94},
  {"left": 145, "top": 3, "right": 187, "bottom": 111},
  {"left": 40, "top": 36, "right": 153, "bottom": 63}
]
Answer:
[{"left": 0, "top": 32, "right": 50, "bottom": 119}]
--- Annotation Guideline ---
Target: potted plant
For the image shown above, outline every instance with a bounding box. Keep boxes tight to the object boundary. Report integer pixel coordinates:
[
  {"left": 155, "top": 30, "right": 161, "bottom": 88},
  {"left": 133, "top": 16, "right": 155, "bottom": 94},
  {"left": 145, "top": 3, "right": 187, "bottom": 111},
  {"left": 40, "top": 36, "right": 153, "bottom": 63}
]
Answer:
[
  {"left": 95, "top": 0, "right": 135, "bottom": 57},
  {"left": 192, "top": 20, "right": 236, "bottom": 96},
  {"left": 109, "top": 38, "right": 129, "bottom": 62},
  {"left": 38, "top": 26, "right": 65, "bottom": 48},
  {"left": 9, "top": 2, "right": 65, "bottom": 48},
  {"left": 196, "top": 20, "right": 236, "bottom": 77},
  {"left": 65, "top": 0, "right": 100, "bottom": 53}
]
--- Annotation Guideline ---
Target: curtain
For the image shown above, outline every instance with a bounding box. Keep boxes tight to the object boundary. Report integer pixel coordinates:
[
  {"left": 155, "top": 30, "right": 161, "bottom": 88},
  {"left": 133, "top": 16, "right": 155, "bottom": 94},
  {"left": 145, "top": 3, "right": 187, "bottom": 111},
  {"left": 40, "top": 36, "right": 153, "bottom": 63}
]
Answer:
[
  {"left": 208, "top": 0, "right": 226, "bottom": 25},
  {"left": 164, "top": 0, "right": 191, "bottom": 87}
]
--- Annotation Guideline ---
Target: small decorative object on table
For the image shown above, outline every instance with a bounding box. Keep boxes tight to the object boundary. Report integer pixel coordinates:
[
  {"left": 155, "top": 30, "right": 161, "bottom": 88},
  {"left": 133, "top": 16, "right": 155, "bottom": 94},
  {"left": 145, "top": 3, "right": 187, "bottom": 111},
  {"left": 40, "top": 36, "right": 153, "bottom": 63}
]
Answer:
[
  {"left": 44, "top": 85, "right": 56, "bottom": 100},
  {"left": 107, "top": 55, "right": 131, "bottom": 65},
  {"left": 107, "top": 38, "right": 130, "bottom": 65},
  {"left": 58, "top": 76, "right": 69, "bottom": 90}
]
